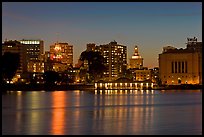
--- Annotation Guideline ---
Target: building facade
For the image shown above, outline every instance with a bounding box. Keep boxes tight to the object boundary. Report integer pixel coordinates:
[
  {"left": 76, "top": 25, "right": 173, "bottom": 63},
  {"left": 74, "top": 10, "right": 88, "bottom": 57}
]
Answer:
[
  {"left": 50, "top": 42, "right": 73, "bottom": 66},
  {"left": 159, "top": 38, "right": 202, "bottom": 85},
  {"left": 86, "top": 41, "right": 127, "bottom": 81},
  {"left": 135, "top": 67, "right": 151, "bottom": 81},
  {"left": 19, "top": 39, "right": 44, "bottom": 61},
  {"left": 129, "top": 46, "right": 143, "bottom": 69},
  {"left": 18, "top": 39, "right": 44, "bottom": 74},
  {"left": 128, "top": 46, "right": 154, "bottom": 82},
  {"left": 97, "top": 41, "right": 127, "bottom": 81},
  {"left": 27, "top": 61, "right": 44, "bottom": 73}
]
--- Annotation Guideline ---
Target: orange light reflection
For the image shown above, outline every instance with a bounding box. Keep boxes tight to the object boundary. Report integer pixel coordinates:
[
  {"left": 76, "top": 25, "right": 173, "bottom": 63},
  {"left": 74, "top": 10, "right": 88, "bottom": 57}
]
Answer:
[{"left": 51, "top": 92, "right": 66, "bottom": 135}]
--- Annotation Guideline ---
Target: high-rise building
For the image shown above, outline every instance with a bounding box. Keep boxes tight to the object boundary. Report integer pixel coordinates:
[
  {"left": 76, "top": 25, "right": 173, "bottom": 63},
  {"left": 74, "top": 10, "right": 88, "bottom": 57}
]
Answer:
[
  {"left": 89, "top": 41, "right": 127, "bottom": 81},
  {"left": 50, "top": 42, "right": 73, "bottom": 72},
  {"left": 2, "top": 40, "right": 27, "bottom": 73},
  {"left": 18, "top": 39, "right": 44, "bottom": 73},
  {"left": 19, "top": 39, "right": 44, "bottom": 61},
  {"left": 129, "top": 46, "right": 143, "bottom": 69},
  {"left": 159, "top": 37, "right": 202, "bottom": 85}
]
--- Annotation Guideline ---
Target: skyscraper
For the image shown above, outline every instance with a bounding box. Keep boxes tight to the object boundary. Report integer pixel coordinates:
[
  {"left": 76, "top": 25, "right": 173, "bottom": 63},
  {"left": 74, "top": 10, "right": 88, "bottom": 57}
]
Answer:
[
  {"left": 19, "top": 39, "right": 44, "bottom": 61},
  {"left": 89, "top": 41, "right": 127, "bottom": 81},
  {"left": 50, "top": 42, "right": 73, "bottom": 66},
  {"left": 19, "top": 39, "right": 44, "bottom": 73}
]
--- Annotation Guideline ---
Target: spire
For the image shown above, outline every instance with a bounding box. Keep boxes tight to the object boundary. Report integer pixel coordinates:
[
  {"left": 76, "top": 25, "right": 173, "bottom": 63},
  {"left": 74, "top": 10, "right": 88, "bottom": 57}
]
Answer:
[{"left": 132, "top": 45, "right": 142, "bottom": 59}]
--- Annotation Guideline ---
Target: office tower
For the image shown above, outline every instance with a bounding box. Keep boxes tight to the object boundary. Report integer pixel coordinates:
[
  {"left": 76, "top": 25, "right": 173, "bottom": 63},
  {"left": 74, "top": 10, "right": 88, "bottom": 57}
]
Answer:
[
  {"left": 49, "top": 42, "right": 73, "bottom": 72},
  {"left": 50, "top": 42, "right": 73, "bottom": 65},
  {"left": 19, "top": 39, "right": 44, "bottom": 61},
  {"left": 18, "top": 39, "right": 44, "bottom": 73},
  {"left": 96, "top": 41, "right": 127, "bottom": 81}
]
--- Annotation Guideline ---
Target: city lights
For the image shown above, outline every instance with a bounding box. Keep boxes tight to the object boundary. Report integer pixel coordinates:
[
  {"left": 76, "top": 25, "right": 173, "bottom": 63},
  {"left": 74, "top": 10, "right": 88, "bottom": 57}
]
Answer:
[{"left": 2, "top": 2, "right": 202, "bottom": 135}]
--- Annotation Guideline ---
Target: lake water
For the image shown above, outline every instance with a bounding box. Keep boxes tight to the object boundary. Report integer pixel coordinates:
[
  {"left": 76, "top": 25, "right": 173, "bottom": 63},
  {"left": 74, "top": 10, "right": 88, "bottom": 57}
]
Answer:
[{"left": 2, "top": 89, "right": 202, "bottom": 135}]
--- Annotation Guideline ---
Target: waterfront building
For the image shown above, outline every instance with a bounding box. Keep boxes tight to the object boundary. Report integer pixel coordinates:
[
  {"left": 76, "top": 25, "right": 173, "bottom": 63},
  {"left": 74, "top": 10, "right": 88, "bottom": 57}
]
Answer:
[
  {"left": 159, "top": 37, "right": 202, "bottom": 85},
  {"left": 50, "top": 42, "right": 73, "bottom": 66},
  {"left": 66, "top": 66, "right": 81, "bottom": 83},
  {"left": 149, "top": 67, "right": 160, "bottom": 84},
  {"left": 135, "top": 67, "right": 152, "bottom": 81},
  {"left": 88, "top": 41, "right": 127, "bottom": 81}
]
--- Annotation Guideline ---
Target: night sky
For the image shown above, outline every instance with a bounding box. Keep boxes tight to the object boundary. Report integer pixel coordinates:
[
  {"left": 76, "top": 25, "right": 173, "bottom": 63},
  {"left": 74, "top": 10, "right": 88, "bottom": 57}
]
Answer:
[{"left": 2, "top": 2, "right": 202, "bottom": 68}]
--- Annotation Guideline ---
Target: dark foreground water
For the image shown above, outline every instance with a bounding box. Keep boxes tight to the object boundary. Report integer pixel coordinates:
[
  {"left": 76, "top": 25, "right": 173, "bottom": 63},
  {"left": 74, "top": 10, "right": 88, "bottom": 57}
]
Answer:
[{"left": 2, "top": 89, "right": 202, "bottom": 135}]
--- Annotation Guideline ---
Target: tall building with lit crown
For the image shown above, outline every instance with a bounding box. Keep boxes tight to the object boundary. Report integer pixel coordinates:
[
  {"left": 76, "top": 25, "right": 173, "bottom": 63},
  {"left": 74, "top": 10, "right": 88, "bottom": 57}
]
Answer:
[
  {"left": 93, "top": 41, "right": 127, "bottom": 81},
  {"left": 50, "top": 42, "right": 73, "bottom": 71},
  {"left": 159, "top": 37, "right": 202, "bottom": 85},
  {"left": 129, "top": 46, "right": 143, "bottom": 69}
]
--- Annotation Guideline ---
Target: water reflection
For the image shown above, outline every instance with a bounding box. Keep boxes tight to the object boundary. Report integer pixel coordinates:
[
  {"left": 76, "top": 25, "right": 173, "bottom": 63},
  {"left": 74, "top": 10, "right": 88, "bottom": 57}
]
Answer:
[
  {"left": 2, "top": 89, "right": 202, "bottom": 135},
  {"left": 51, "top": 91, "right": 66, "bottom": 135},
  {"left": 93, "top": 89, "right": 155, "bottom": 134}
]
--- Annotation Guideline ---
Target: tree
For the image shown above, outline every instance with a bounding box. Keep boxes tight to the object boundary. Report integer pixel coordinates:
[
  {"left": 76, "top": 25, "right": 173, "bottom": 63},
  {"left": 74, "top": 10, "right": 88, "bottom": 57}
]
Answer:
[
  {"left": 2, "top": 52, "right": 20, "bottom": 83},
  {"left": 123, "top": 68, "right": 134, "bottom": 80},
  {"left": 79, "top": 50, "right": 107, "bottom": 83},
  {"left": 43, "top": 71, "right": 59, "bottom": 85}
]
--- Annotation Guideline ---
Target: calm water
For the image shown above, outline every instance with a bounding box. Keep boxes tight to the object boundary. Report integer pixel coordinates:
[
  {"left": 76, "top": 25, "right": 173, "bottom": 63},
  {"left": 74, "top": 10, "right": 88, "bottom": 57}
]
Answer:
[{"left": 2, "top": 89, "right": 202, "bottom": 135}]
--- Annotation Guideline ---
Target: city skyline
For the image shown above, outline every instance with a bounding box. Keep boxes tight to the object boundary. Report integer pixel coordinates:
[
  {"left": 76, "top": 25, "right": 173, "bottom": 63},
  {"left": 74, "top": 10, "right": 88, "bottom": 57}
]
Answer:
[{"left": 2, "top": 2, "right": 202, "bottom": 68}]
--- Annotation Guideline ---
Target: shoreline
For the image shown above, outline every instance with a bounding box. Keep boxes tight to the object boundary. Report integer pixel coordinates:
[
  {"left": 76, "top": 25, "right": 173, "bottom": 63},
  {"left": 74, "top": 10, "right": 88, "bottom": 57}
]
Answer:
[{"left": 1, "top": 84, "right": 202, "bottom": 92}]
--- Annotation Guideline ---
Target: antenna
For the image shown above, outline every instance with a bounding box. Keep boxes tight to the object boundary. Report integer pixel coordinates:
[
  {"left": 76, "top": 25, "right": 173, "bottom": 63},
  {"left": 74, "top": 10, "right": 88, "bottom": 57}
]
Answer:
[{"left": 56, "top": 32, "right": 59, "bottom": 44}]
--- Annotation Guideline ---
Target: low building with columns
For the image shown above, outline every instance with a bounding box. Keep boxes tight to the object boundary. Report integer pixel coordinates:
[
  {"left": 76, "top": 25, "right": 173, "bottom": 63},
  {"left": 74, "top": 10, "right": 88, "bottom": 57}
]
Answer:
[{"left": 159, "top": 38, "right": 202, "bottom": 85}]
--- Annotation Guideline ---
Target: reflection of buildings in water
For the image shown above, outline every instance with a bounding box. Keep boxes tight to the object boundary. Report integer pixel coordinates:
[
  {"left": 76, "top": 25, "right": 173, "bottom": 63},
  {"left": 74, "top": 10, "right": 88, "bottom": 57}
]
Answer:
[
  {"left": 23, "top": 92, "right": 44, "bottom": 134},
  {"left": 12, "top": 91, "right": 23, "bottom": 134},
  {"left": 93, "top": 91, "right": 155, "bottom": 134},
  {"left": 51, "top": 91, "right": 66, "bottom": 135}
]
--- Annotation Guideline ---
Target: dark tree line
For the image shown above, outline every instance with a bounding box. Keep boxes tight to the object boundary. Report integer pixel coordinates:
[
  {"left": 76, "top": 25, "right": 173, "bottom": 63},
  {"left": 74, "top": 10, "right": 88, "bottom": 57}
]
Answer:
[
  {"left": 2, "top": 52, "right": 20, "bottom": 84},
  {"left": 79, "top": 50, "right": 107, "bottom": 83}
]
